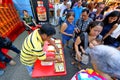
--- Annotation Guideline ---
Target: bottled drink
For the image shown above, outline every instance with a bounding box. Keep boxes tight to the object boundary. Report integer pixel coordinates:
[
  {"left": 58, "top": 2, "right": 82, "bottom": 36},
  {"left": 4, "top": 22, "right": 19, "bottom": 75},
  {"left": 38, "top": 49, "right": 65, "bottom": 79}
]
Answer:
[{"left": 36, "top": 1, "right": 47, "bottom": 21}]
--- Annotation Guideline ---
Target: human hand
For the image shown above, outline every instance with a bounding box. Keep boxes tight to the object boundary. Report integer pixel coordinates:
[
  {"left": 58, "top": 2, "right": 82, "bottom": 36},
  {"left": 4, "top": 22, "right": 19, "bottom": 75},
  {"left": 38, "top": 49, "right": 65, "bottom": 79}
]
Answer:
[
  {"left": 80, "top": 46, "right": 86, "bottom": 54},
  {"left": 36, "top": 24, "right": 41, "bottom": 28},
  {"left": 28, "top": 26, "right": 31, "bottom": 28},
  {"left": 69, "top": 34, "right": 73, "bottom": 37},
  {"left": 55, "top": 45, "right": 60, "bottom": 53},
  {"left": 89, "top": 40, "right": 99, "bottom": 48},
  {"left": 56, "top": 55, "right": 62, "bottom": 62},
  {"left": 76, "top": 52, "right": 82, "bottom": 62},
  {"left": 89, "top": 42, "right": 95, "bottom": 48},
  {"left": 96, "top": 17, "right": 102, "bottom": 21},
  {"left": 75, "top": 28, "right": 80, "bottom": 33}
]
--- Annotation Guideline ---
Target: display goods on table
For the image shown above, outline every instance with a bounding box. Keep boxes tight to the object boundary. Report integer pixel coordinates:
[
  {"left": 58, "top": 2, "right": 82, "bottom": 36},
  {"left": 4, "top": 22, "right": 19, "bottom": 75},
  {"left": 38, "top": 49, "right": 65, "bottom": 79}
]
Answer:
[{"left": 32, "top": 39, "right": 67, "bottom": 78}]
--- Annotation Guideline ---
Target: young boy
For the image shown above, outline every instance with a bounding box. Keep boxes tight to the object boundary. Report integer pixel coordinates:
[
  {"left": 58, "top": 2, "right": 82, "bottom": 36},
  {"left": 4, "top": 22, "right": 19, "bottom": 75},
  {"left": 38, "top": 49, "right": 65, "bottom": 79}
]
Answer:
[{"left": 20, "top": 24, "right": 62, "bottom": 76}]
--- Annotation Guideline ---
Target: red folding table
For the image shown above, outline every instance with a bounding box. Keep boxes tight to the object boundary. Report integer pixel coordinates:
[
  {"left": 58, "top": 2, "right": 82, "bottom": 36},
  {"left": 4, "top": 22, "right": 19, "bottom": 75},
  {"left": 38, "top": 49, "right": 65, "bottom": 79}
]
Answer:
[{"left": 32, "top": 40, "right": 67, "bottom": 78}]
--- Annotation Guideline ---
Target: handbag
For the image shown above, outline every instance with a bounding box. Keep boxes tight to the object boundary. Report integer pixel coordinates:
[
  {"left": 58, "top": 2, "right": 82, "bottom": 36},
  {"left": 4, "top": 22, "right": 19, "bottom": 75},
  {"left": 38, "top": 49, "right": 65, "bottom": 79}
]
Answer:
[
  {"left": 81, "top": 54, "right": 89, "bottom": 65},
  {"left": 79, "top": 32, "right": 89, "bottom": 65}
]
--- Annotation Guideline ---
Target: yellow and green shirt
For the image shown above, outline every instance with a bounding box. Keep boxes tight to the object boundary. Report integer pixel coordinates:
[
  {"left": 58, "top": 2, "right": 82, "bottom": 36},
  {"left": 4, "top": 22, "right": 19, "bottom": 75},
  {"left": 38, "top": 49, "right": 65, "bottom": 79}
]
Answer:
[{"left": 20, "top": 29, "right": 46, "bottom": 66}]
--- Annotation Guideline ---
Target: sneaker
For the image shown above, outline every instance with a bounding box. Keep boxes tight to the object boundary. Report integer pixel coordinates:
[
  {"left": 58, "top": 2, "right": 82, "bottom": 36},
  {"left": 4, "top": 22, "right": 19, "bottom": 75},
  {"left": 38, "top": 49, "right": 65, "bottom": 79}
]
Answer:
[
  {"left": 9, "top": 60, "right": 16, "bottom": 66},
  {"left": 0, "top": 70, "right": 4, "bottom": 76}
]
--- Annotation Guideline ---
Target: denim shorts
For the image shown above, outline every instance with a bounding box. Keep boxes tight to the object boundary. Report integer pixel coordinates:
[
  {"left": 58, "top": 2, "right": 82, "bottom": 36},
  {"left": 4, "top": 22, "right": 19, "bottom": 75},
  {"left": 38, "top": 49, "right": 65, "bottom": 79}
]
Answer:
[
  {"left": 62, "top": 38, "right": 70, "bottom": 45},
  {"left": 26, "top": 66, "right": 33, "bottom": 76}
]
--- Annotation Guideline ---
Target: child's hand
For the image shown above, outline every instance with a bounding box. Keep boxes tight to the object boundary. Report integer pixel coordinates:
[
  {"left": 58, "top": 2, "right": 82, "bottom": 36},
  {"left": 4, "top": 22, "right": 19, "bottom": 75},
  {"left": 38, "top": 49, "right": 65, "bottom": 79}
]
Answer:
[
  {"left": 55, "top": 45, "right": 60, "bottom": 53},
  {"left": 56, "top": 56, "right": 62, "bottom": 62}
]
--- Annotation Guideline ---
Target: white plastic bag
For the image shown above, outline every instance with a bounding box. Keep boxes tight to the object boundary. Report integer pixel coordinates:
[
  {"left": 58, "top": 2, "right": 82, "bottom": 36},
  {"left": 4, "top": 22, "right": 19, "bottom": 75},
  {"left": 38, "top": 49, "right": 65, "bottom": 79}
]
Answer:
[{"left": 81, "top": 54, "right": 89, "bottom": 65}]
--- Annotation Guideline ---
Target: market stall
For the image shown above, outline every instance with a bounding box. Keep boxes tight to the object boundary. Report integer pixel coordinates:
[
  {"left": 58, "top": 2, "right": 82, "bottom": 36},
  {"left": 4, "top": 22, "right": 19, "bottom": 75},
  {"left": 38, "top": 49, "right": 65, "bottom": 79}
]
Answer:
[{"left": 32, "top": 39, "right": 67, "bottom": 78}]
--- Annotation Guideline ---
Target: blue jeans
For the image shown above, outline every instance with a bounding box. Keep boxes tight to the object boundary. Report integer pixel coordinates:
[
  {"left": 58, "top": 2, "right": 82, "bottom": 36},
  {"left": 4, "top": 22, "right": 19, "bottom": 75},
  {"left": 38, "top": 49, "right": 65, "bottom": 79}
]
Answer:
[
  {"left": 26, "top": 66, "right": 33, "bottom": 76},
  {"left": 0, "top": 69, "right": 4, "bottom": 76},
  {"left": 58, "top": 17, "right": 64, "bottom": 26},
  {"left": 9, "top": 45, "right": 20, "bottom": 54},
  {"left": 0, "top": 51, "right": 11, "bottom": 63}
]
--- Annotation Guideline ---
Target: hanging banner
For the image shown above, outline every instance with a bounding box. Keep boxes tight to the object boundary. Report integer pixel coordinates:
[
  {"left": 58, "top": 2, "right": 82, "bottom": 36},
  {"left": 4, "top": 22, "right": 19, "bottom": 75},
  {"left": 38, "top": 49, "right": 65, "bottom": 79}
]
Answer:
[{"left": 30, "top": 0, "right": 49, "bottom": 24}]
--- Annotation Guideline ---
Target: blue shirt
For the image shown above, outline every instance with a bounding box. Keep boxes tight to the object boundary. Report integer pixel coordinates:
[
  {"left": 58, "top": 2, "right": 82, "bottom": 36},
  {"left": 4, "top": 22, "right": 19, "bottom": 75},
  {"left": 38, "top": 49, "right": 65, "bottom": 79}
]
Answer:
[
  {"left": 62, "top": 21, "right": 75, "bottom": 40},
  {"left": 101, "top": 23, "right": 113, "bottom": 37},
  {"left": 63, "top": 9, "right": 73, "bottom": 15},
  {"left": 72, "top": 6, "right": 83, "bottom": 24},
  {"left": 89, "top": 12, "right": 103, "bottom": 21}
]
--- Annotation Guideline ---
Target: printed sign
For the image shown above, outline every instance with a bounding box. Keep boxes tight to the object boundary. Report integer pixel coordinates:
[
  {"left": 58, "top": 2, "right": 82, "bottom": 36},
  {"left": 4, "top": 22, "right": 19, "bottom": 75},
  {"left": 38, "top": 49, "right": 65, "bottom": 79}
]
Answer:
[{"left": 30, "top": 0, "right": 49, "bottom": 24}]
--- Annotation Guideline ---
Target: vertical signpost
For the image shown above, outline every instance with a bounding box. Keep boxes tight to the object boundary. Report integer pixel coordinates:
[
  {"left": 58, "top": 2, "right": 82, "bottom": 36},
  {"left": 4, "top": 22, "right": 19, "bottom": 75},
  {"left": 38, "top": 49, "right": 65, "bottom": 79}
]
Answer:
[{"left": 30, "top": 0, "right": 49, "bottom": 24}]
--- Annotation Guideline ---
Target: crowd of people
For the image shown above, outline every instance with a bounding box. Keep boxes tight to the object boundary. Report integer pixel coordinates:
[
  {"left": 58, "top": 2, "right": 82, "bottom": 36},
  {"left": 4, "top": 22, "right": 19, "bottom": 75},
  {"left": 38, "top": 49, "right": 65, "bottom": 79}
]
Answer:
[
  {"left": 0, "top": 0, "right": 120, "bottom": 80},
  {"left": 57, "top": 0, "right": 120, "bottom": 79}
]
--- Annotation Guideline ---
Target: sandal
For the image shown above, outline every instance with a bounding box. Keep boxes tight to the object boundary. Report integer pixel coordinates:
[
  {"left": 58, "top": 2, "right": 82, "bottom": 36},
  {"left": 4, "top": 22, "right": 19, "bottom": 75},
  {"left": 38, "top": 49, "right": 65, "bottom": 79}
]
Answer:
[
  {"left": 76, "top": 63, "right": 81, "bottom": 70},
  {"left": 71, "top": 61, "right": 76, "bottom": 65}
]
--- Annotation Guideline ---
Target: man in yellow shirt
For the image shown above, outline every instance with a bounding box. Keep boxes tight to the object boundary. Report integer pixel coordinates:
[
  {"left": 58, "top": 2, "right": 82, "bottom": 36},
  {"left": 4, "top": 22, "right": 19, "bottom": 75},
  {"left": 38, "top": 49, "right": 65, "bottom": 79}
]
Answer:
[{"left": 20, "top": 23, "right": 61, "bottom": 76}]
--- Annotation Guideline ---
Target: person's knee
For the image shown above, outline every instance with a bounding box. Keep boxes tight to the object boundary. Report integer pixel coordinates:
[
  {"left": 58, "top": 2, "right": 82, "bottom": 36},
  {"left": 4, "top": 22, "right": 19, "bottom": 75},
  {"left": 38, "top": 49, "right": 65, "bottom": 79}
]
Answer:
[{"left": 0, "top": 53, "right": 6, "bottom": 61}]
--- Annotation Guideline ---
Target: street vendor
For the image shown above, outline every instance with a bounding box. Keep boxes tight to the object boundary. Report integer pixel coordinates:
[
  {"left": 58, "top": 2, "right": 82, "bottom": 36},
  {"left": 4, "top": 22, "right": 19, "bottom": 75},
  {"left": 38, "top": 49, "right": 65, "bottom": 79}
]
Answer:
[{"left": 20, "top": 23, "right": 62, "bottom": 76}]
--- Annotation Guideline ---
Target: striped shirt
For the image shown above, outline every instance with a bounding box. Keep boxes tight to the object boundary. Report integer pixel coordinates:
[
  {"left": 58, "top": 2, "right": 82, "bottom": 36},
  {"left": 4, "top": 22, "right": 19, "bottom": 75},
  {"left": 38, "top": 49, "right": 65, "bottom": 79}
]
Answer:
[{"left": 20, "top": 29, "right": 46, "bottom": 66}]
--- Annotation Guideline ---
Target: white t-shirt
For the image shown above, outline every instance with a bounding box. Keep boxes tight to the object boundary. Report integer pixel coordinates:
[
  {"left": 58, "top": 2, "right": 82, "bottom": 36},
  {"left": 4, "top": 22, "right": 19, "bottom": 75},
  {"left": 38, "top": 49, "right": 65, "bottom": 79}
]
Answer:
[
  {"left": 111, "top": 24, "right": 120, "bottom": 39},
  {"left": 59, "top": 3, "right": 67, "bottom": 17},
  {"left": 54, "top": 4, "right": 60, "bottom": 19}
]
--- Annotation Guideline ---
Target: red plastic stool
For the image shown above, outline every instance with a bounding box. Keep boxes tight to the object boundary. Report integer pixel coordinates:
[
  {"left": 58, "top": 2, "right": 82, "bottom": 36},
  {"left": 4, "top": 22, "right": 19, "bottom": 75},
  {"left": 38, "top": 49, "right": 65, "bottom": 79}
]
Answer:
[
  {"left": 28, "top": 25, "right": 41, "bottom": 34},
  {"left": 0, "top": 61, "right": 6, "bottom": 69},
  {"left": 0, "top": 48, "right": 12, "bottom": 69}
]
